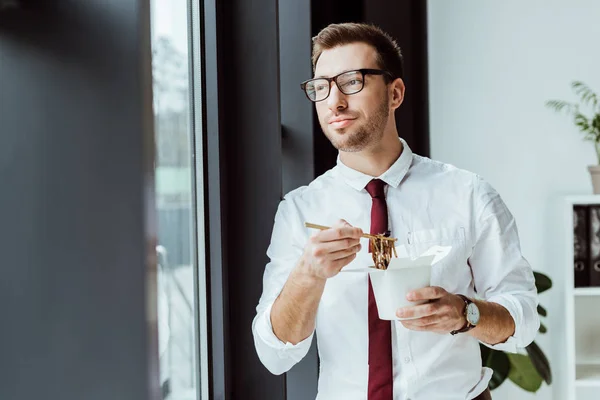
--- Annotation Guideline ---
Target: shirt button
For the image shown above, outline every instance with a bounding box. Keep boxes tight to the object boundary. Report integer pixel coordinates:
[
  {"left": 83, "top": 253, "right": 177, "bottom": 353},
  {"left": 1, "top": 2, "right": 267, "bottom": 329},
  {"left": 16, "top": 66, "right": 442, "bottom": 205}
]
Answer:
[{"left": 404, "top": 357, "right": 411, "bottom": 363}]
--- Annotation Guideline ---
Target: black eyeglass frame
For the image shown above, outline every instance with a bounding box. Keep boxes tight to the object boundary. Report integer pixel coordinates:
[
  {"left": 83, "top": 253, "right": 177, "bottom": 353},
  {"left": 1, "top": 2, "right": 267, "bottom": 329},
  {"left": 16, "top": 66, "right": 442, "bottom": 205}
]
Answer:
[{"left": 300, "top": 68, "right": 394, "bottom": 102}]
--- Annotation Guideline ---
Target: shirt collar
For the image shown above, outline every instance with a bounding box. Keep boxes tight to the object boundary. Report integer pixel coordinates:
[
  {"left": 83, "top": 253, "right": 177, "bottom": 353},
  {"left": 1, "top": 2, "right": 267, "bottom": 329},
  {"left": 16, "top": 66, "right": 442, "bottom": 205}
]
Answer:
[{"left": 334, "top": 137, "right": 413, "bottom": 191}]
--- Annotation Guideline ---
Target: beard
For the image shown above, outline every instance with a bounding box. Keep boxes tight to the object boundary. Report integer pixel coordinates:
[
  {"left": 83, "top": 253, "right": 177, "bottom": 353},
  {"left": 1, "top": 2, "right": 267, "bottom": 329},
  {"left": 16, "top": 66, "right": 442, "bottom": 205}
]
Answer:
[{"left": 321, "top": 96, "right": 390, "bottom": 153}]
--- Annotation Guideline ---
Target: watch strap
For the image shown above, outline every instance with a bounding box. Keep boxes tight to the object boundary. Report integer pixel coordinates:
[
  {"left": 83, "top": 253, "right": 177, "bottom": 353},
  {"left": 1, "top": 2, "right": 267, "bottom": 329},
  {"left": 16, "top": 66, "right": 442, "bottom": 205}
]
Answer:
[{"left": 450, "top": 295, "right": 475, "bottom": 335}]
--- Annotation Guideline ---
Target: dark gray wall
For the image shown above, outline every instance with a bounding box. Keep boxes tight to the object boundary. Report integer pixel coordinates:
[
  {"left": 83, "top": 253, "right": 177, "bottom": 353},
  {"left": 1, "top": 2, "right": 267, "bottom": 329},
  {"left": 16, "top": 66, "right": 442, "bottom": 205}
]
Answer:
[
  {"left": 310, "top": 0, "right": 364, "bottom": 177},
  {"left": 278, "top": 2, "right": 319, "bottom": 399},
  {"left": 279, "top": 0, "right": 315, "bottom": 195},
  {"left": 207, "top": 0, "right": 286, "bottom": 398},
  {"left": 0, "top": 2, "right": 159, "bottom": 400},
  {"left": 364, "top": 0, "right": 430, "bottom": 156}
]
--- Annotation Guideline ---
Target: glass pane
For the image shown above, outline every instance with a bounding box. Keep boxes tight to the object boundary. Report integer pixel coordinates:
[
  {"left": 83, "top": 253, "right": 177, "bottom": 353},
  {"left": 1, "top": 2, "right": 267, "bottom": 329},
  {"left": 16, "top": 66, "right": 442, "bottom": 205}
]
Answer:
[{"left": 150, "top": 1, "right": 203, "bottom": 399}]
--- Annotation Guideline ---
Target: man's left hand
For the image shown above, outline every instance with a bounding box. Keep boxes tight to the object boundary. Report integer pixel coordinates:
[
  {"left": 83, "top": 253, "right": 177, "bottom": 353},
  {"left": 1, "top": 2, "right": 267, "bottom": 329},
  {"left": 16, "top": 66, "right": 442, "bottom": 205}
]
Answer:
[{"left": 396, "top": 286, "right": 466, "bottom": 334}]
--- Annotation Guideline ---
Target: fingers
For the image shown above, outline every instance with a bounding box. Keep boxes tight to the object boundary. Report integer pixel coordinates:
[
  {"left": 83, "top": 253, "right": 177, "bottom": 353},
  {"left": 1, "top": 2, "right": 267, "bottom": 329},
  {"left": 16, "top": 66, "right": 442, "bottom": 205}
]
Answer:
[
  {"left": 397, "top": 293, "right": 466, "bottom": 334},
  {"left": 396, "top": 302, "right": 440, "bottom": 319},
  {"left": 316, "top": 219, "right": 363, "bottom": 242},
  {"left": 400, "top": 312, "right": 457, "bottom": 333},
  {"left": 406, "top": 286, "right": 447, "bottom": 302},
  {"left": 398, "top": 305, "right": 451, "bottom": 333},
  {"left": 328, "top": 243, "right": 362, "bottom": 261},
  {"left": 400, "top": 313, "right": 448, "bottom": 328},
  {"left": 309, "top": 236, "right": 361, "bottom": 257},
  {"left": 307, "top": 219, "right": 363, "bottom": 256},
  {"left": 328, "top": 252, "right": 359, "bottom": 270},
  {"left": 302, "top": 220, "right": 365, "bottom": 279},
  {"left": 303, "top": 244, "right": 360, "bottom": 279},
  {"left": 306, "top": 239, "right": 361, "bottom": 267}
]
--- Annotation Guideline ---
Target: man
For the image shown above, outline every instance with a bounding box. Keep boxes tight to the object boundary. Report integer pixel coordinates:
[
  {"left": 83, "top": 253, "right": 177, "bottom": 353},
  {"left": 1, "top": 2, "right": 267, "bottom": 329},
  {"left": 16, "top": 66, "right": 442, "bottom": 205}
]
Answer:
[{"left": 252, "top": 22, "right": 539, "bottom": 400}]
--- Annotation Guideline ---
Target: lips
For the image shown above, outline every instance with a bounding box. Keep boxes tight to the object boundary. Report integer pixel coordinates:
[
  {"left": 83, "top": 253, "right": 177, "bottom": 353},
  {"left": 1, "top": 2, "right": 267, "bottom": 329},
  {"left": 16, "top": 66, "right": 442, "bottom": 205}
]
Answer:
[{"left": 328, "top": 117, "right": 356, "bottom": 129}]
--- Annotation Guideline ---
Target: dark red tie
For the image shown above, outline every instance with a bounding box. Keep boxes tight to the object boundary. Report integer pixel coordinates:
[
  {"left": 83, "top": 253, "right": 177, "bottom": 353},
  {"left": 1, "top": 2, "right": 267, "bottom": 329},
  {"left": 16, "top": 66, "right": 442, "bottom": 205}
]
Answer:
[{"left": 365, "top": 179, "right": 393, "bottom": 399}]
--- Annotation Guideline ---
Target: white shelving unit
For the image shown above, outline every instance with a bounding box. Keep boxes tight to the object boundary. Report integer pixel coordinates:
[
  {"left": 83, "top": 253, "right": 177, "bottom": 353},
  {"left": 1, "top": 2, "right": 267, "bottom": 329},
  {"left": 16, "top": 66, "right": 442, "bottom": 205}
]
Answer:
[
  {"left": 575, "top": 364, "right": 600, "bottom": 386},
  {"left": 558, "top": 196, "right": 600, "bottom": 400},
  {"left": 574, "top": 287, "right": 600, "bottom": 296}
]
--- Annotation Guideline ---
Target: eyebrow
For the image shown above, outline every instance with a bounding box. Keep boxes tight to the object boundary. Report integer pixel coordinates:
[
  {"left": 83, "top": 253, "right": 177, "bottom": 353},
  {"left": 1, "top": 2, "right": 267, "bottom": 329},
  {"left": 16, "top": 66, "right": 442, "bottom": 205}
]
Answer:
[{"left": 314, "top": 69, "right": 363, "bottom": 79}]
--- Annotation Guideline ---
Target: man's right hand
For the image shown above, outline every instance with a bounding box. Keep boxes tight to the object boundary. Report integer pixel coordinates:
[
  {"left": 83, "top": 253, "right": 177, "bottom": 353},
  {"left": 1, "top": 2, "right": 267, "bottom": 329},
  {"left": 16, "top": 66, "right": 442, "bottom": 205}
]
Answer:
[
  {"left": 270, "top": 220, "right": 362, "bottom": 345},
  {"left": 299, "top": 219, "right": 363, "bottom": 279}
]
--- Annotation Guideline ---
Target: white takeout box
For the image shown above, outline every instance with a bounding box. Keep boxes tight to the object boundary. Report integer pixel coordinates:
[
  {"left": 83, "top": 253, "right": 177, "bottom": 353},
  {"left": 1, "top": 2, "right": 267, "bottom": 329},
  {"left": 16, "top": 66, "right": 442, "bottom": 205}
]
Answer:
[{"left": 343, "top": 245, "right": 452, "bottom": 320}]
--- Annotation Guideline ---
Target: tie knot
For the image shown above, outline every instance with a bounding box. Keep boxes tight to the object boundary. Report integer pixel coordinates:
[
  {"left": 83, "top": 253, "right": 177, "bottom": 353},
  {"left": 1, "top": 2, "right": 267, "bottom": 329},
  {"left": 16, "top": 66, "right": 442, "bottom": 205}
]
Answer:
[{"left": 366, "top": 179, "right": 386, "bottom": 199}]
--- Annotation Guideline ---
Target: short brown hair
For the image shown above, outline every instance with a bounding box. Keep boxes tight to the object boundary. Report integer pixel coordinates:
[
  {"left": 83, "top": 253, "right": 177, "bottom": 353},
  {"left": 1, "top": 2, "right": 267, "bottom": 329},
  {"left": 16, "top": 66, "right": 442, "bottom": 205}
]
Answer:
[{"left": 311, "top": 23, "right": 404, "bottom": 80}]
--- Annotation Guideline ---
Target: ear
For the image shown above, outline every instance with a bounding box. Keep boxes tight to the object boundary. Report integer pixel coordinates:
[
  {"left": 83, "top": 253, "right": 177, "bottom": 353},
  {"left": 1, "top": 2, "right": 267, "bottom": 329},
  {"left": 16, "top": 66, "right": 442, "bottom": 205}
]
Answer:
[{"left": 389, "top": 78, "right": 405, "bottom": 110}]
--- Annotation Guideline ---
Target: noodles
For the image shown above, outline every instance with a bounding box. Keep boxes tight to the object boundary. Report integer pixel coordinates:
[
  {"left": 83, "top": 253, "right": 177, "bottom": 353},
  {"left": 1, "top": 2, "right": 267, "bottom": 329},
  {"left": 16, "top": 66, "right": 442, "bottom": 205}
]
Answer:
[{"left": 370, "top": 235, "right": 397, "bottom": 270}]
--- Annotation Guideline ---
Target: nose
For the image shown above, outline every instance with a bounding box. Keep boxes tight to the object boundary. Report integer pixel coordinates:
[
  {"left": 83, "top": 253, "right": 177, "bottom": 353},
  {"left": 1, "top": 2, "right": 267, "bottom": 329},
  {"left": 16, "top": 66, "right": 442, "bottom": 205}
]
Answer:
[{"left": 327, "top": 81, "right": 347, "bottom": 112}]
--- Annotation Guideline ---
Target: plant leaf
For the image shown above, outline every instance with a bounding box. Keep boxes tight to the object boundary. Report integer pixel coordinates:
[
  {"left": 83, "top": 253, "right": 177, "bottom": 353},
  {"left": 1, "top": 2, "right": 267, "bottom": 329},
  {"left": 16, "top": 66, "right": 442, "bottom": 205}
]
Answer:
[
  {"left": 572, "top": 81, "right": 599, "bottom": 109},
  {"left": 507, "top": 353, "right": 543, "bottom": 392},
  {"left": 482, "top": 346, "right": 510, "bottom": 390},
  {"left": 574, "top": 113, "right": 591, "bottom": 133},
  {"left": 592, "top": 114, "right": 600, "bottom": 133},
  {"left": 534, "top": 272, "right": 552, "bottom": 293},
  {"left": 480, "top": 343, "right": 491, "bottom": 366},
  {"left": 537, "top": 304, "right": 547, "bottom": 317},
  {"left": 526, "top": 341, "right": 552, "bottom": 385},
  {"left": 538, "top": 322, "right": 547, "bottom": 334},
  {"left": 545, "top": 100, "right": 573, "bottom": 114}
]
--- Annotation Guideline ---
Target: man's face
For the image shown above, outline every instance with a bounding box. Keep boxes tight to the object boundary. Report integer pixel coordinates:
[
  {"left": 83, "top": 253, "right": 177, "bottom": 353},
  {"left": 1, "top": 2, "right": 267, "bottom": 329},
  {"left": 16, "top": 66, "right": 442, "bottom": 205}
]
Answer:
[{"left": 313, "top": 43, "right": 391, "bottom": 153}]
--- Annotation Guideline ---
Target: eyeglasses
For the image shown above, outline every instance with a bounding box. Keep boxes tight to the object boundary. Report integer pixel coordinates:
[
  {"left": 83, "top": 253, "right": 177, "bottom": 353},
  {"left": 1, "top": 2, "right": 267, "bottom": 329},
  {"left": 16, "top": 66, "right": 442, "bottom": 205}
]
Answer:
[{"left": 300, "top": 68, "right": 393, "bottom": 102}]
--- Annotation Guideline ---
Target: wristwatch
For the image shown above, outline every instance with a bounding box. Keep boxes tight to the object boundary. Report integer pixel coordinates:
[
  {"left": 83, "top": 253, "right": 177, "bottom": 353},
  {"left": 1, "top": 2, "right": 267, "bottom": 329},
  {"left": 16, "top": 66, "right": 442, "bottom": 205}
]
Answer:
[{"left": 450, "top": 295, "right": 480, "bottom": 335}]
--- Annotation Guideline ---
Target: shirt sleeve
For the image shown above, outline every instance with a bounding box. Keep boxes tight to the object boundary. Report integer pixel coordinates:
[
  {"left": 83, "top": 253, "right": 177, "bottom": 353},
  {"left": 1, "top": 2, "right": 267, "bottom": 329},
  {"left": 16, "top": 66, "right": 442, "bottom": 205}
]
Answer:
[
  {"left": 251, "top": 197, "right": 315, "bottom": 375},
  {"left": 468, "top": 176, "right": 540, "bottom": 353}
]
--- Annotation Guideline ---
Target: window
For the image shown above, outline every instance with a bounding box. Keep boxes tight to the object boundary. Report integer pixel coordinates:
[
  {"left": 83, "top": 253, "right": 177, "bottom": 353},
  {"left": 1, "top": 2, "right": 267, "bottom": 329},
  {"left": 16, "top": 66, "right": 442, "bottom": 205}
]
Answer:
[{"left": 150, "top": 0, "right": 207, "bottom": 399}]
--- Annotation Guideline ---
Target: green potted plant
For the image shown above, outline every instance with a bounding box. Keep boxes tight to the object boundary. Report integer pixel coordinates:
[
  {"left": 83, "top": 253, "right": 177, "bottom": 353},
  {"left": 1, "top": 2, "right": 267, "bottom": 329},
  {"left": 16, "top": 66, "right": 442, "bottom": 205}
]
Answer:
[
  {"left": 546, "top": 81, "right": 600, "bottom": 193},
  {"left": 481, "top": 271, "right": 552, "bottom": 392}
]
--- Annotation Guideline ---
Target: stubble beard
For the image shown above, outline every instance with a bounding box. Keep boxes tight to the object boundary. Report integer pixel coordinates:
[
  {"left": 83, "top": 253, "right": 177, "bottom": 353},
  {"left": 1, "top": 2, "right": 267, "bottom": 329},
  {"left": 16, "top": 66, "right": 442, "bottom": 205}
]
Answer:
[{"left": 322, "top": 97, "right": 390, "bottom": 153}]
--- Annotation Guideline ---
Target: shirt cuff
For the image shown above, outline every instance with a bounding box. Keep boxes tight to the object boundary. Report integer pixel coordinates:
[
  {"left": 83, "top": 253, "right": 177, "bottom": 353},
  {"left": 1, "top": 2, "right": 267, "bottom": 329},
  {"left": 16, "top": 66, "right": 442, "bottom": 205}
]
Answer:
[
  {"left": 254, "top": 303, "right": 314, "bottom": 362},
  {"left": 480, "top": 294, "right": 522, "bottom": 353}
]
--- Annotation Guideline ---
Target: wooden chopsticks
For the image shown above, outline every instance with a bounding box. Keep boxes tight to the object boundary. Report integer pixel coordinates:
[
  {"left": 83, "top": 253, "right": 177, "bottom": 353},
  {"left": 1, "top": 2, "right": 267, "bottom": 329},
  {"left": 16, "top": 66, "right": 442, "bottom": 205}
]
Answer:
[{"left": 304, "top": 222, "right": 398, "bottom": 242}]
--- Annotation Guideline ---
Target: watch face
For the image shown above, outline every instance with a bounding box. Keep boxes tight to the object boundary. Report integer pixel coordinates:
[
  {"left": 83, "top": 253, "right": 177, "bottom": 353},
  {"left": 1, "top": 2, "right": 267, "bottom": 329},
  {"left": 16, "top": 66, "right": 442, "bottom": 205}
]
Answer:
[{"left": 466, "top": 302, "right": 480, "bottom": 325}]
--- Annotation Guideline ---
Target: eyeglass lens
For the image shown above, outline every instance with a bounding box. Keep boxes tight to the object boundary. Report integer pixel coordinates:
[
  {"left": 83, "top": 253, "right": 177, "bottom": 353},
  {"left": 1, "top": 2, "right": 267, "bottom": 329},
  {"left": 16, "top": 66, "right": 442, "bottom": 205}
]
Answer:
[{"left": 305, "top": 70, "right": 364, "bottom": 102}]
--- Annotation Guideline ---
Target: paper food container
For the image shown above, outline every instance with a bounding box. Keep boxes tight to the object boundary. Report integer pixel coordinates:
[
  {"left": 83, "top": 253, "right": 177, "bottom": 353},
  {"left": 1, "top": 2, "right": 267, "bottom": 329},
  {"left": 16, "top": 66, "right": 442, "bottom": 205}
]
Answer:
[{"left": 363, "top": 245, "right": 452, "bottom": 320}]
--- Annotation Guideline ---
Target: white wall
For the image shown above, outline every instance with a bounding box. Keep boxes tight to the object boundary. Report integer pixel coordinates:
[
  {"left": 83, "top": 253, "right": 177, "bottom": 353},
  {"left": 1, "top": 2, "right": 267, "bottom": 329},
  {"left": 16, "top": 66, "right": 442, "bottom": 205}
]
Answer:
[{"left": 427, "top": 1, "right": 600, "bottom": 399}]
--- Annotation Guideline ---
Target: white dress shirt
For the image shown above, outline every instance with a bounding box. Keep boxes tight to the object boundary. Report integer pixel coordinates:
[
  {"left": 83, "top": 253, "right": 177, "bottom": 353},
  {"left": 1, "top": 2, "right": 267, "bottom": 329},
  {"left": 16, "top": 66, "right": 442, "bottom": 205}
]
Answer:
[{"left": 252, "top": 138, "right": 539, "bottom": 400}]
